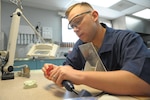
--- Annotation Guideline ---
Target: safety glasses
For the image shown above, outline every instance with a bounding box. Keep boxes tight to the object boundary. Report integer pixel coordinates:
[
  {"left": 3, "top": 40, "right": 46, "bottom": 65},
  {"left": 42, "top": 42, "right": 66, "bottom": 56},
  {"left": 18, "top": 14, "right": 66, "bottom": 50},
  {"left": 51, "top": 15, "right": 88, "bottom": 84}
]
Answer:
[{"left": 68, "top": 11, "right": 91, "bottom": 29}]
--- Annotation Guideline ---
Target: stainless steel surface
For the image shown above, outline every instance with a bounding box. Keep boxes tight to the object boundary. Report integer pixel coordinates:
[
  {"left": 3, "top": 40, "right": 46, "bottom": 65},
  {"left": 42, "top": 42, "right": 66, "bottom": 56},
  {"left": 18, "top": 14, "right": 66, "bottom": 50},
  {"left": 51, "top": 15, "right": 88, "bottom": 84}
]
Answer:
[{"left": 79, "top": 42, "right": 107, "bottom": 71}]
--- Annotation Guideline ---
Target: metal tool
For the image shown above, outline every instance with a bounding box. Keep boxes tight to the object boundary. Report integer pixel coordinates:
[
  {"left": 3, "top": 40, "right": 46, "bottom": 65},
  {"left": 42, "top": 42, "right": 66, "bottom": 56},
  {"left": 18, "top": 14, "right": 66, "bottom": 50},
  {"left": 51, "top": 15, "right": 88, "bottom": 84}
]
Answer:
[{"left": 62, "top": 80, "right": 78, "bottom": 95}]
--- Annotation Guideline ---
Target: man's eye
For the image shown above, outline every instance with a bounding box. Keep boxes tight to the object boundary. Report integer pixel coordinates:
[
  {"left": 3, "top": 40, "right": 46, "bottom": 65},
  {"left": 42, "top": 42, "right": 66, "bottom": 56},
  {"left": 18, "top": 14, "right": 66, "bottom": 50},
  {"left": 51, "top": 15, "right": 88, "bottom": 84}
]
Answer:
[
  {"left": 71, "top": 24, "right": 75, "bottom": 28},
  {"left": 69, "top": 23, "right": 75, "bottom": 28},
  {"left": 75, "top": 20, "right": 81, "bottom": 25},
  {"left": 74, "top": 18, "right": 81, "bottom": 24}
]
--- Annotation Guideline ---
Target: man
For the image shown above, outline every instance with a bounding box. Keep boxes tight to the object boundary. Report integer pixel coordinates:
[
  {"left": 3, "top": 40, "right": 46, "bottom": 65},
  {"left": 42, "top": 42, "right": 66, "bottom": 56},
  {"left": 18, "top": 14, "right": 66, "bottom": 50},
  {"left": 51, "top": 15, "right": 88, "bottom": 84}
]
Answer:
[{"left": 42, "top": 2, "right": 150, "bottom": 96}]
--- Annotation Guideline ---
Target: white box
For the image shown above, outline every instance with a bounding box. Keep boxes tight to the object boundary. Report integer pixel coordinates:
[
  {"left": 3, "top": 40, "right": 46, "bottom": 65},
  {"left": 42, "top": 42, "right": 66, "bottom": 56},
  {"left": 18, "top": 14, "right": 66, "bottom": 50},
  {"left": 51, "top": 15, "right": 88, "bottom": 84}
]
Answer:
[{"left": 42, "top": 27, "right": 53, "bottom": 39}]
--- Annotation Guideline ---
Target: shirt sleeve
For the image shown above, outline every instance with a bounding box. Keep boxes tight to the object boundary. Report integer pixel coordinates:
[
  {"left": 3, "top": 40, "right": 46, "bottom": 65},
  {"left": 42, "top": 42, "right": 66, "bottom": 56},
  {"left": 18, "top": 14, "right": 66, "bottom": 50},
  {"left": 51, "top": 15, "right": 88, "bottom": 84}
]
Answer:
[
  {"left": 119, "top": 31, "right": 150, "bottom": 84},
  {"left": 63, "top": 40, "right": 86, "bottom": 70}
]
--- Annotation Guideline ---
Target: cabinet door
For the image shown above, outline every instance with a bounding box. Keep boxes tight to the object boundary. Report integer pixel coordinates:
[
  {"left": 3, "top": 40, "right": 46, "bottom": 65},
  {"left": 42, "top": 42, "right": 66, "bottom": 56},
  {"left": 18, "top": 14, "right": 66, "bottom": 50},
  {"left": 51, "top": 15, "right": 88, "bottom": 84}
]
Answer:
[
  {"left": 14, "top": 60, "right": 36, "bottom": 71},
  {"left": 53, "top": 59, "right": 65, "bottom": 65}
]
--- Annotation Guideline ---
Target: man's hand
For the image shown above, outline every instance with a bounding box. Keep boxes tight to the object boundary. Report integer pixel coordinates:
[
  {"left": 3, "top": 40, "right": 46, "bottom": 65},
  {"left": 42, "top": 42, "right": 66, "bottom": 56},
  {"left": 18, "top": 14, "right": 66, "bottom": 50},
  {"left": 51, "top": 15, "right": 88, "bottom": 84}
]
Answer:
[
  {"left": 42, "top": 63, "right": 55, "bottom": 80},
  {"left": 42, "top": 64, "right": 81, "bottom": 87}
]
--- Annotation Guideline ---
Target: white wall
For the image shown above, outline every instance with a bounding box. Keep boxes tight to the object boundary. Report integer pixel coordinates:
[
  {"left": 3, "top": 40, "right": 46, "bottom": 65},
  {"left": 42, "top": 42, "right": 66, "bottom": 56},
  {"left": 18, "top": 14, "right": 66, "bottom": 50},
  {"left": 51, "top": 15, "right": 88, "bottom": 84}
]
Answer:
[{"left": 1, "top": 2, "right": 62, "bottom": 49}]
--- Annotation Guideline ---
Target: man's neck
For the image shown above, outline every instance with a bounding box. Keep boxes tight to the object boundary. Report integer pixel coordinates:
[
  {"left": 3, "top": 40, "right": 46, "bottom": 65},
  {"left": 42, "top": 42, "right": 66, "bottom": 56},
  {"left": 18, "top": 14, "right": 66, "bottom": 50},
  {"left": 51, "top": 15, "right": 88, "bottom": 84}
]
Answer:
[{"left": 93, "top": 24, "right": 106, "bottom": 50}]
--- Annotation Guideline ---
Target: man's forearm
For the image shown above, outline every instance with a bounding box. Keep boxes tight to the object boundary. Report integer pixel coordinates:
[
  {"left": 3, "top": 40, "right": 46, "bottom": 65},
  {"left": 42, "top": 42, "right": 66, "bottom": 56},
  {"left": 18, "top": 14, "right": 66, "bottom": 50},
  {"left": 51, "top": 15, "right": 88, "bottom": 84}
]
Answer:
[{"left": 80, "top": 70, "right": 150, "bottom": 96}]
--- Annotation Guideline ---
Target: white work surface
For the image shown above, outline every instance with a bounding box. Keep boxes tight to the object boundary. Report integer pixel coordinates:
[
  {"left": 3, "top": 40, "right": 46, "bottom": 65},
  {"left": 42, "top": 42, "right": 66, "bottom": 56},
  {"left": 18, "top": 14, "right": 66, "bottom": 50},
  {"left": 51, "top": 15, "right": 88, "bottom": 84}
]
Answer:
[{"left": 0, "top": 70, "right": 149, "bottom": 100}]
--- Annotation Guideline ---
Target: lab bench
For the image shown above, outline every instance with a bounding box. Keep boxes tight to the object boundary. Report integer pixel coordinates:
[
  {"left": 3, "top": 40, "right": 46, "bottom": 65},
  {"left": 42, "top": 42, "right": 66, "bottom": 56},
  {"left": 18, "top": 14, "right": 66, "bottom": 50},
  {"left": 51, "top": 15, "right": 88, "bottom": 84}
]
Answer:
[{"left": 13, "top": 58, "right": 65, "bottom": 70}]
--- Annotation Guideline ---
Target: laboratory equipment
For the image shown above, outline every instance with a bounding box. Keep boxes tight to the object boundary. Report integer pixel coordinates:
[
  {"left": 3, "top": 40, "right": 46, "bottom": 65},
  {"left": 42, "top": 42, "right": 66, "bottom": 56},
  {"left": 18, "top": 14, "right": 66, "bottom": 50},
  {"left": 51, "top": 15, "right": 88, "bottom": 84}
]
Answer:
[
  {"left": 0, "top": 0, "right": 59, "bottom": 80},
  {"left": 0, "top": 7, "right": 21, "bottom": 80},
  {"left": 27, "top": 43, "right": 59, "bottom": 59},
  {"left": 15, "top": 64, "right": 30, "bottom": 78}
]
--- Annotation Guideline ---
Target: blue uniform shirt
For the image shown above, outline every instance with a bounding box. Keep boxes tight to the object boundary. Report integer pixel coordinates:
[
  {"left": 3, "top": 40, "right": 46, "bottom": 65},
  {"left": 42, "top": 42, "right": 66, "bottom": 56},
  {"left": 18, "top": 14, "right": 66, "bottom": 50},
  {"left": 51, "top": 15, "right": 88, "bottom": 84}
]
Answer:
[{"left": 63, "top": 23, "right": 150, "bottom": 84}]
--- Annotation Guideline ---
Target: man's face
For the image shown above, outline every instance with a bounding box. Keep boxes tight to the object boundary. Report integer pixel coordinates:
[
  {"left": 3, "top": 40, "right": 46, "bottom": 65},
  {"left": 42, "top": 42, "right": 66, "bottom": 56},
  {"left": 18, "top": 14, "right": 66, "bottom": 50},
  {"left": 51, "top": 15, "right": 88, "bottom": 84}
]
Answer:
[{"left": 67, "top": 6, "right": 98, "bottom": 42}]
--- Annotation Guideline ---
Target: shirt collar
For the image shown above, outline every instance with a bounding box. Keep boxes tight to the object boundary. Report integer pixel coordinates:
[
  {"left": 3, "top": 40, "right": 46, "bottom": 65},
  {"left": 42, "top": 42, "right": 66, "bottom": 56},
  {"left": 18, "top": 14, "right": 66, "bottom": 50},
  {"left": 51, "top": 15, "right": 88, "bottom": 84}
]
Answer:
[{"left": 99, "top": 23, "right": 114, "bottom": 53}]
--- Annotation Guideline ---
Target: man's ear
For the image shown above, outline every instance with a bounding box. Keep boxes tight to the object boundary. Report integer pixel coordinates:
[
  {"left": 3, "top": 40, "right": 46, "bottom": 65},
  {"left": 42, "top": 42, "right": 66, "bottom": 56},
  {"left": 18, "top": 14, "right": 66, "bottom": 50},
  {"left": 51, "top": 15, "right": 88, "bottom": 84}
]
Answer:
[{"left": 91, "top": 10, "right": 99, "bottom": 21}]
